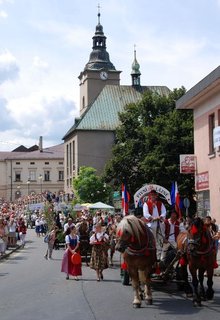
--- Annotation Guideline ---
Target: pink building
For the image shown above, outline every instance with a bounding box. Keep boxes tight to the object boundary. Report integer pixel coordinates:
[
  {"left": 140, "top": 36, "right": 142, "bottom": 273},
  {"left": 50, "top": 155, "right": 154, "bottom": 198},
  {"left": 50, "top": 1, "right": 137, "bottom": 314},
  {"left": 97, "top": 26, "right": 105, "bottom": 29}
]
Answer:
[{"left": 176, "top": 66, "right": 220, "bottom": 222}]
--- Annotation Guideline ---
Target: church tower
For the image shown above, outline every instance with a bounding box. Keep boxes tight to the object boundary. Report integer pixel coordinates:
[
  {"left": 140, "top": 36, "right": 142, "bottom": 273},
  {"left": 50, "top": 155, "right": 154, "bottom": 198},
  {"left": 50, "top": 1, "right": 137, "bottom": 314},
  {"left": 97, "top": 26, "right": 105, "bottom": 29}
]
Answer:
[
  {"left": 78, "top": 10, "right": 121, "bottom": 115},
  {"left": 131, "top": 46, "right": 141, "bottom": 87}
]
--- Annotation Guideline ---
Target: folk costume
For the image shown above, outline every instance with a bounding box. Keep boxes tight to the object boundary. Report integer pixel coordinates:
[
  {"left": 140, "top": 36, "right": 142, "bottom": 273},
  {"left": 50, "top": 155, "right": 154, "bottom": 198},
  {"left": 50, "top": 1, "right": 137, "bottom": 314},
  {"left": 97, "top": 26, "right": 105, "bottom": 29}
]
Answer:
[
  {"left": 143, "top": 190, "right": 166, "bottom": 260},
  {"left": 160, "top": 217, "right": 180, "bottom": 261},
  {"left": 89, "top": 228, "right": 109, "bottom": 281},
  {"left": 44, "top": 228, "right": 57, "bottom": 260},
  {"left": 18, "top": 221, "right": 27, "bottom": 247},
  {"left": 61, "top": 234, "right": 82, "bottom": 279}
]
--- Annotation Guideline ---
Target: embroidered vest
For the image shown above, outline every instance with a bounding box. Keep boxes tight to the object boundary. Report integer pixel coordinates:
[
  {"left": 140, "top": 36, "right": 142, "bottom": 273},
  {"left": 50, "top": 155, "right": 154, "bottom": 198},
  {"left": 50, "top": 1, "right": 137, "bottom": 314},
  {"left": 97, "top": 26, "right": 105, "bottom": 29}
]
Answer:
[{"left": 147, "top": 200, "right": 162, "bottom": 216}]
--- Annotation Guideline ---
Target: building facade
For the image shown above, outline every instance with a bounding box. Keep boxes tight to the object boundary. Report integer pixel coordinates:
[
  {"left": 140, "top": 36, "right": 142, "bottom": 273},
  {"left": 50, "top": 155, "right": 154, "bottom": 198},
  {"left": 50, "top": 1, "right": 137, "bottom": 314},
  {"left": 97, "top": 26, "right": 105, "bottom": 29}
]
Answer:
[
  {"left": 0, "top": 143, "right": 64, "bottom": 202},
  {"left": 176, "top": 66, "right": 220, "bottom": 221}
]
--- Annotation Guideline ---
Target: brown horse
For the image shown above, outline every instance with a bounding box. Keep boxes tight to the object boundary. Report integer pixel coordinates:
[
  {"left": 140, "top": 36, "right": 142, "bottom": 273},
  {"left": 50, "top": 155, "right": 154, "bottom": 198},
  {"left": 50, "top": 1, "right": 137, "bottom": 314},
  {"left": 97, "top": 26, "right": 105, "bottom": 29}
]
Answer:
[
  {"left": 177, "top": 217, "right": 215, "bottom": 306},
  {"left": 116, "top": 215, "right": 156, "bottom": 308}
]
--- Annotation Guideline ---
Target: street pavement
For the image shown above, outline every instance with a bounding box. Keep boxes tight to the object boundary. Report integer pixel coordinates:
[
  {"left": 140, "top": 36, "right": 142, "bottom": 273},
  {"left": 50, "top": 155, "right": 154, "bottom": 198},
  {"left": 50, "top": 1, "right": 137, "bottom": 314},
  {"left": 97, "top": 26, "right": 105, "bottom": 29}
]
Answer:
[{"left": 0, "top": 229, "right": 220, "bottom": 320}]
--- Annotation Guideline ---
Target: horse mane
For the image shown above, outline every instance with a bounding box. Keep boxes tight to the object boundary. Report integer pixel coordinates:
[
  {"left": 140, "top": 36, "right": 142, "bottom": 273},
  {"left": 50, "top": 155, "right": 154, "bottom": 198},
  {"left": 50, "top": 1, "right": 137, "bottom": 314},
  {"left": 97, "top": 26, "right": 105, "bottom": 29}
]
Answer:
[{"left": 117, "top": 215, "right": 146, "bottom": 245}]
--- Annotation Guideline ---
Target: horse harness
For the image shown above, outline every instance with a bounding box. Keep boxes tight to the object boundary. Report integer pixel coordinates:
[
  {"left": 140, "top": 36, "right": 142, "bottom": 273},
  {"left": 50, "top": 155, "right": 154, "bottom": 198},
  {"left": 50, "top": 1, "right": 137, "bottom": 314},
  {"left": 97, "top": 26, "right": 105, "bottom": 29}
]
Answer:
[
  {"left": 186, "top": 232, "right": 214, "bottom": 258},
  {"left": 125, "top": 222, "right": 156, "bottom": 257}
]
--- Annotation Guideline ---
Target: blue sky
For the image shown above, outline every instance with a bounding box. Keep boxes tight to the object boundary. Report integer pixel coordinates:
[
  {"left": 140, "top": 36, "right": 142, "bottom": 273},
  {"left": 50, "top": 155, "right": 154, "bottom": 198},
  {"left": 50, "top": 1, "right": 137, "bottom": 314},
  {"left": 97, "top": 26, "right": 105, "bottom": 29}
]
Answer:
[{"left": 0, "top": 0, "right": 220, "bottom": 151}]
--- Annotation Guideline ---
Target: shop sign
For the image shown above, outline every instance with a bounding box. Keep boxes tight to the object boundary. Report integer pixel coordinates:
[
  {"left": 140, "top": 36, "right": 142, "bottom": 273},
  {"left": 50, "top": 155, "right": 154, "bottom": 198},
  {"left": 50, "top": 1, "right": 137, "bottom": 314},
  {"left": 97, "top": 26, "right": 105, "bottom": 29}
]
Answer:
[
  {"left": 196, "top": 171, "right": 209, "bottom": 190},
  {"left": 180, "top": 154, "right": 196, "bottom": 174}
]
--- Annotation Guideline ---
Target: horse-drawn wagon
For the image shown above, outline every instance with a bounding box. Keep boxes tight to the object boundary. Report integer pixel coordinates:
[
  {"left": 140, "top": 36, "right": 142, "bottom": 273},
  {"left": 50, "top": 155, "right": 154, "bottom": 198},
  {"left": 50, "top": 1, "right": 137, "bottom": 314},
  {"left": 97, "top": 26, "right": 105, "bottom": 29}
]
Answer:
[{"left": 117, "top": 183, "right": 217, "bottom": 308}]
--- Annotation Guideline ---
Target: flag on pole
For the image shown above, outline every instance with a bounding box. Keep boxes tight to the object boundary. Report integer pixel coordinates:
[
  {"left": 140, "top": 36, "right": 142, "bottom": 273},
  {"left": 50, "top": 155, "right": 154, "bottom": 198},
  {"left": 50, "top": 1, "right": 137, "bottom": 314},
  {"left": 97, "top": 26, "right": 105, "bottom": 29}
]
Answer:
[
  {"left": 122, "top": 183, "right": 130, "bottom": 216},
  {"left": 171, "top": 181, "right": 182, "bottom": 218}
]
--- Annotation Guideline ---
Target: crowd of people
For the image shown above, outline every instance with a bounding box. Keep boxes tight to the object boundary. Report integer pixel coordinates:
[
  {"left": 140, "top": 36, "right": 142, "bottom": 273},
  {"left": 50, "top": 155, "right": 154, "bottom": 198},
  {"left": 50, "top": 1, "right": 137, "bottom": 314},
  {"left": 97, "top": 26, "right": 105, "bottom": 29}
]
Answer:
[
  {"left": 0, "top": 202, "right": 28, "bottom": 256},
  {"left": 0, "top": 190, "right": 73, "bottom": 256},
  {"left": 1, "top": 189, "right": 220, "bottom": 282}
]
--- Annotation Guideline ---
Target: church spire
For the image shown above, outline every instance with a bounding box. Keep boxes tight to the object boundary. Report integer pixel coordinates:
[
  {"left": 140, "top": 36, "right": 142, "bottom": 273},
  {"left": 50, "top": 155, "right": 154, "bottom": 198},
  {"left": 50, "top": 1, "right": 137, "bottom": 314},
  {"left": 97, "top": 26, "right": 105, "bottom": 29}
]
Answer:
[
  {"left": 84, "top": 8, "right": 116, "bottom": 71},
  {"left": 131, "top": 45, "right": 141, "bottom": 87}
]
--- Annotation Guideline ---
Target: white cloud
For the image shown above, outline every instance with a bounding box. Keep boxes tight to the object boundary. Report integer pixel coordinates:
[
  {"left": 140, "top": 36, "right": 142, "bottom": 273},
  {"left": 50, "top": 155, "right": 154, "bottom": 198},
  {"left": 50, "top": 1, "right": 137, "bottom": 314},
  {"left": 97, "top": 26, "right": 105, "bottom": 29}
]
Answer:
[
  {"left": 5, "top": 92, "right": 78, "bottom": 142},
  {"left": 32, "top": 56, "right": 49, "bottom": 71},
  {"left": 31, "top": 20, "right": 92, "bottom": 48},
  {"left": 140, "top": 37, "right": 206, "bottom": 66},
  {"left": 0, "top": 10, "right": 8, "bottom": 18},
  {"left": 0, "top": 50, "right": 19, "bottom": 84}
]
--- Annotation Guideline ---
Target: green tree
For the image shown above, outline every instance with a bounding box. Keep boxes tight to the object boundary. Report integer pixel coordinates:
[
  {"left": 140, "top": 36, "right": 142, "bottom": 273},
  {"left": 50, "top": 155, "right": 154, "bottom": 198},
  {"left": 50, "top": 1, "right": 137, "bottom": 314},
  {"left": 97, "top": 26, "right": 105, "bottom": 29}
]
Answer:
[
  {"left": 73, "top": 166, "right": 112, "bottom": 203},
  {"left": 104, "top": 87, "right": 194, "bottom": 198}
]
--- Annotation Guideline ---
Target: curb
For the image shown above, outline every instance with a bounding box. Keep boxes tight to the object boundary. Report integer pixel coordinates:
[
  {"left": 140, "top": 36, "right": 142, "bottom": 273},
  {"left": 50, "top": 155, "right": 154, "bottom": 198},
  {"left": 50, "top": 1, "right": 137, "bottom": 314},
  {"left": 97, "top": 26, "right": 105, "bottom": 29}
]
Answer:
[{"left": 0, "top": 245, "right": 22, "bottom": 261}]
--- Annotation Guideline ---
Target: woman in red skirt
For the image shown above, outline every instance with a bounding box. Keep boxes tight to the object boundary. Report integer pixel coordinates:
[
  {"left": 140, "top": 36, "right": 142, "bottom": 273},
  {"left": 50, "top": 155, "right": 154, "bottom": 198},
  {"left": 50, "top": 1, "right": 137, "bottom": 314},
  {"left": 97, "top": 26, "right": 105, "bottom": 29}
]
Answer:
[{"left": 61, "top": 225, "right": 82, "bottom": 280}]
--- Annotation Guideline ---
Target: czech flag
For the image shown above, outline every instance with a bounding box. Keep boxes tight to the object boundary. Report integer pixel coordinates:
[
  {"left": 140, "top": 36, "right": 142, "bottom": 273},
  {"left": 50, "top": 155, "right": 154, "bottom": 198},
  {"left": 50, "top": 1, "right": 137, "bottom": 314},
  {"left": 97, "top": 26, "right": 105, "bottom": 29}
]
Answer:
[
  {"left": 122, "top": 183, "right": 130, "bottom": 216},
  {"left": 171, "top": 181, "right": 182, "bottom": 218}
]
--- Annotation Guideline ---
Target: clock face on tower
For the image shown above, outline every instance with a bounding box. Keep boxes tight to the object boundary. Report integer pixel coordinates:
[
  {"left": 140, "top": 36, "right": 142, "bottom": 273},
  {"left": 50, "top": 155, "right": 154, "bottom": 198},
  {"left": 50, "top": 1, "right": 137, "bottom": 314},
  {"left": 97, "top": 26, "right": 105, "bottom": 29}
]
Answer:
[{"left": 100, "top": 71, "right": 108, "bottom": 80}]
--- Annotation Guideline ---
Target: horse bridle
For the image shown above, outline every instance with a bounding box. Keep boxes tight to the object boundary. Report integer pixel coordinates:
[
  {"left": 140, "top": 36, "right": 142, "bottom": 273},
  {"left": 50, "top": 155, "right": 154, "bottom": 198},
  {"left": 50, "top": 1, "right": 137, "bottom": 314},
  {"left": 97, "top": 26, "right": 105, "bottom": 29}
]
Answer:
[{"left": 187, "top": 233, "right": 213, "bottom": 256}]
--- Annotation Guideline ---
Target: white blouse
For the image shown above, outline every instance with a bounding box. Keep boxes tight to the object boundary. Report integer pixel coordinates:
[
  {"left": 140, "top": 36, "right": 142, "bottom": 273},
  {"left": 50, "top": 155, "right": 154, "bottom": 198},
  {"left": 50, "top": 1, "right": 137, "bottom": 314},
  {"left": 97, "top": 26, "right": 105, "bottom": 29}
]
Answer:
[{"left": 90, "top": 232, "right": 109, "bottom": 244}]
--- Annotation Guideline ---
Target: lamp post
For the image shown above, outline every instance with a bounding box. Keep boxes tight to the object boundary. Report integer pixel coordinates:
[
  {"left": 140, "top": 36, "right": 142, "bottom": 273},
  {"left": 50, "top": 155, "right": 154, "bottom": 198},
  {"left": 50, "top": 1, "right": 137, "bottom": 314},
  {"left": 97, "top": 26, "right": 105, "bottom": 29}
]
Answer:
[
  {"left": 38, "top": 174, "right": 43, "bottom": 202},
  {"left": 27, "top": 179, "right": 30, "bottom": 195},
  {"left": 16, "top": 185, "right": 21, "bottom": 199},
  {"left": 26, "top": 179, "right": 30, "bottom": 211},
  {"left": 38, "top": 174, "right": 43, "bottom": 193}
]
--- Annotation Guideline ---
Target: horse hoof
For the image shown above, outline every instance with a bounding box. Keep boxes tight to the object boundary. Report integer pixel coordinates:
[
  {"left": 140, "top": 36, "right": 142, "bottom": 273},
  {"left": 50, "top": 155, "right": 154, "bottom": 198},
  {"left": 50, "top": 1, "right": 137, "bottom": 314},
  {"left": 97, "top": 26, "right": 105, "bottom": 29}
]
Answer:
[
  {"left": 186, "top": 293, "right": 193, "bottom": 298},
  {"left": 140, "top": 293, "right": 144, "bottom": 300},
  {"left": 133, "top": 303, "right": 141, "bottom": 308}
]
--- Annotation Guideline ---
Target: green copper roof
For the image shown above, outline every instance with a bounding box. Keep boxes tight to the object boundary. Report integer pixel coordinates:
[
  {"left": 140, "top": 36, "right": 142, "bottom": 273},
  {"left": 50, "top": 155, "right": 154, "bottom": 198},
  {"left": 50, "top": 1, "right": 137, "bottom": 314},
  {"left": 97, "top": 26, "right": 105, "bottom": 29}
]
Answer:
[
  {"left": 63, "top": 85, "right": 170, "bottom": 140},
  {"left": 131, "top": 50, "right": 141, "bottom": 75}
]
